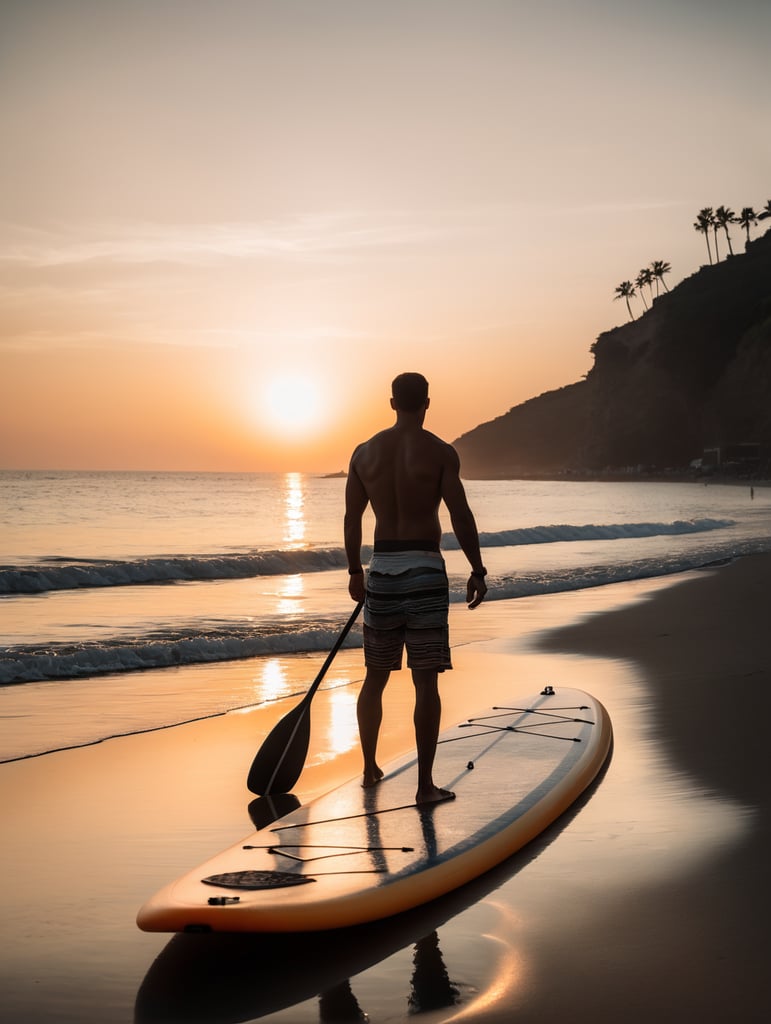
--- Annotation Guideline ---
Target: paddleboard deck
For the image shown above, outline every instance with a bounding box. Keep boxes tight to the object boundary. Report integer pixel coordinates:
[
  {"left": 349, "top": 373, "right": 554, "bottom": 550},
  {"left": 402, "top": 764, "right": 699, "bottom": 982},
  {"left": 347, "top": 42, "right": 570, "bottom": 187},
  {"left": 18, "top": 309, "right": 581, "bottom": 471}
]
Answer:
[{"left": 137, "top": 686, "right": 612, "bottom": 933}]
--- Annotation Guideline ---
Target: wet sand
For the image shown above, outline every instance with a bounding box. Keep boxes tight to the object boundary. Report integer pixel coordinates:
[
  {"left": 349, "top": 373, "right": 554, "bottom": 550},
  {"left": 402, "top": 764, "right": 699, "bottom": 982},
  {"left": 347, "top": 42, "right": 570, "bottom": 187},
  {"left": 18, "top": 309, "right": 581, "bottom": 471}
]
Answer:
[{"left": 1, "top": 556, "right": 769, "bottom": 1022}]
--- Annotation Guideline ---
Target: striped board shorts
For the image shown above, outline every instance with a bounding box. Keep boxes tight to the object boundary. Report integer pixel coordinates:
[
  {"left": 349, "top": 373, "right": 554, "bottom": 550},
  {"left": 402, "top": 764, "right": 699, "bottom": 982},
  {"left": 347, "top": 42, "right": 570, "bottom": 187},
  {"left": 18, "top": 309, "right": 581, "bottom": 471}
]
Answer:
[{"left": 363, "top": 541, "right": 452, "bottom": 673}]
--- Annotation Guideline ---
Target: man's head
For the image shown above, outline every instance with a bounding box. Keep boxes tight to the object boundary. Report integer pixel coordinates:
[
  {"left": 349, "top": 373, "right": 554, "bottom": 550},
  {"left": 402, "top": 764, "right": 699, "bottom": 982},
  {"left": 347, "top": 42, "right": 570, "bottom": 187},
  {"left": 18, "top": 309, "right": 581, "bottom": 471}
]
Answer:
[{"left": 391, "top": 372, "right": 429, "bottom": 414}]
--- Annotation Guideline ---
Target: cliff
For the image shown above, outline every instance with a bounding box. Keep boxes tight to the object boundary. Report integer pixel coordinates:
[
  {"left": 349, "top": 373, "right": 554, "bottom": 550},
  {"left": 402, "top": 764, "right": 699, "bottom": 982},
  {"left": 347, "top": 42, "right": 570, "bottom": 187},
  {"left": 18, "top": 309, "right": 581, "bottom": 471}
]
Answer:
[{"left": 454, "top": 228, "right": 771, "bottom": 478}]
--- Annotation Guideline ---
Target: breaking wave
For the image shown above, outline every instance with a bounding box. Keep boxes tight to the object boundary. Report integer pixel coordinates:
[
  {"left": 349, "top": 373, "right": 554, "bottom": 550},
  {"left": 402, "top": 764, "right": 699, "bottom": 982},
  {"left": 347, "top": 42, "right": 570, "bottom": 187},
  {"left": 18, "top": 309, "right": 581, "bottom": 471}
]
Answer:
[
  {"left": 0, "top": 616, "right": 364, "bottom": 686},
  {"left": 0, "top": 518, "right": 734, "bottom": 595},
  {"left": 3, "top": 527, "right": 760, "bottom": 687}
]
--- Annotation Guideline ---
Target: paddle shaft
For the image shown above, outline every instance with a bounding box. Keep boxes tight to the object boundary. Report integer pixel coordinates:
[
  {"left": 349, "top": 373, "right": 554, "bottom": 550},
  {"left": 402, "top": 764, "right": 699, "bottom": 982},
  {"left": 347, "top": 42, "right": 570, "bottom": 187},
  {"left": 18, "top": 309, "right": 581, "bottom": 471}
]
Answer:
[
  {"left": 300, "top": 600, "right": 364, "bottom": 706},
  {"left": 247, "top": 602, "right": 363, "bottom": 795}
]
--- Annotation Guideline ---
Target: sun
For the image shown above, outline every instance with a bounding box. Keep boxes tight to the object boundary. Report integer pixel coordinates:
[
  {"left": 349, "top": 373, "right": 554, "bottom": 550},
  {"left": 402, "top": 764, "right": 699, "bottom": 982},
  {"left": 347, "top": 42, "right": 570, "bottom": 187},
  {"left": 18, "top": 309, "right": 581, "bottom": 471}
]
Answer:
[{"left": 260, "top": 371, "right": 326, "bottom": 437}]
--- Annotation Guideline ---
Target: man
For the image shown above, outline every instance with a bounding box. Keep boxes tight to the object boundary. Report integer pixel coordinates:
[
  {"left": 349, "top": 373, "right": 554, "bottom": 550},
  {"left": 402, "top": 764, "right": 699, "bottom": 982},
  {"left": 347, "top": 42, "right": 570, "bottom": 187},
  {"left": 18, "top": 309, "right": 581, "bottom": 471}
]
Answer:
[{"left": 344, "top": 372, "right": 488, "bottom": 805}]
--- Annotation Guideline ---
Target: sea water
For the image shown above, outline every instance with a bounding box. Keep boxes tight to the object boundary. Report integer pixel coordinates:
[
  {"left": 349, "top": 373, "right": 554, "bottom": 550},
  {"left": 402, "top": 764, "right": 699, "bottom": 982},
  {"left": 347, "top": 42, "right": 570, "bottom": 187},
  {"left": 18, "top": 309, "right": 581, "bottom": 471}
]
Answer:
[{"left": 2, "top": 470, "right": 770, "bottom": 761}]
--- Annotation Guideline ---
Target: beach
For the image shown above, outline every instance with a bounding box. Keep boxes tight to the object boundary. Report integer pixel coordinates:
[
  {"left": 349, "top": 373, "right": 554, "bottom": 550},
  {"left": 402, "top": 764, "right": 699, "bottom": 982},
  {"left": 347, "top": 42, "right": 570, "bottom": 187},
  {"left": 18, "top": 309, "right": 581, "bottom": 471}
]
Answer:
[{"left": 2, "top": 552, "right": 769, "bottom": 1023}]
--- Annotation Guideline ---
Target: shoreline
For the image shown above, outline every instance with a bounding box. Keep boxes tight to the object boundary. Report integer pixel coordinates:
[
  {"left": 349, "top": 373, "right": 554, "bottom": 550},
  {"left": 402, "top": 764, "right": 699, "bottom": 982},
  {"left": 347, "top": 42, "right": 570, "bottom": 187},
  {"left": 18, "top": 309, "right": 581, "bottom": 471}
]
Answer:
[
  {"left": 463, "top": 469, "right": 770, "bottom": 486},
  {"left": 537, "top": 551, "right": 771, "bottom": 813},
  {"left": 1, "top": 557, "right": 769, "bottom": 1021}
]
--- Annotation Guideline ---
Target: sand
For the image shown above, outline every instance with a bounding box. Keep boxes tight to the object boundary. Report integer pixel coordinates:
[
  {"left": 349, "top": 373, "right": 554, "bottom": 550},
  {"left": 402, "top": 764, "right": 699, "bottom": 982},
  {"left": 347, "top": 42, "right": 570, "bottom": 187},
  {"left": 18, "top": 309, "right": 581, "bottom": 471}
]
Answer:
[{"left": 1, "top": 555, "right": 769, "bottom": 1023}]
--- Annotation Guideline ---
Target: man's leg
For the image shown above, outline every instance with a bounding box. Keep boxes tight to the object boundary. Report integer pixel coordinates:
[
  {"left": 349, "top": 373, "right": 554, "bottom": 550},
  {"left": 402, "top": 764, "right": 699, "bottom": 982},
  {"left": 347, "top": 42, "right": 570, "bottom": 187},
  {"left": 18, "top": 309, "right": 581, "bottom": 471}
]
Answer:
[
  {"left": 357, "top": 667, "right": 390, "bottom": 787},
  {"left": 412, "top": 668, "right": 455, "bottom": 804}
]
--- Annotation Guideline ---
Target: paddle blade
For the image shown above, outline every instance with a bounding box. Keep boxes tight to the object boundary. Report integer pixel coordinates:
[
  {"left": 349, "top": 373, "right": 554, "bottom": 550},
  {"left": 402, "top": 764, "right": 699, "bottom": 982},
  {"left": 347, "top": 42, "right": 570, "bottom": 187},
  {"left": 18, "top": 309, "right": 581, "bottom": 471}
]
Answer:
[
  {"left": 245, "top": 603, "right": 363, "bottom": 796},
  {"left": 247, "top": 700, "right": 312, "bottom": 795}
]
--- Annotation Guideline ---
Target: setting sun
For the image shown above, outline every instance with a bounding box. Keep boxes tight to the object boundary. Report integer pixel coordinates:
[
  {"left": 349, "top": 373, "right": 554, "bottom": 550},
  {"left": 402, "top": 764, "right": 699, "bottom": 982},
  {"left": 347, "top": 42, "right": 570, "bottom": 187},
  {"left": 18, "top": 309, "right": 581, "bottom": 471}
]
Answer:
[{"left": 260, "top": 372, "right": 327, "bottom": 437}]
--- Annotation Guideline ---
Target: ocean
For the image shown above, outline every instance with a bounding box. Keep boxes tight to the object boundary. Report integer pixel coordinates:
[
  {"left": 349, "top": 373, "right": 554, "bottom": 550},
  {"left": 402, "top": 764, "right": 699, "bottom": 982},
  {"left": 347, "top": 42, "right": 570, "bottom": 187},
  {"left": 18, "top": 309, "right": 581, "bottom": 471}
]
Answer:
[{"left": 2, "top": 470, "right": 770, "bottom": 763}]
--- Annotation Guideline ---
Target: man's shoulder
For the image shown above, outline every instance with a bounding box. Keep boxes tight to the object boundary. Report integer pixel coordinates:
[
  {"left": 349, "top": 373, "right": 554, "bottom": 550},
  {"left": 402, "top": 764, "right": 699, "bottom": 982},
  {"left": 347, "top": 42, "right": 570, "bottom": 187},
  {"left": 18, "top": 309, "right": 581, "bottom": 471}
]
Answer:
[
  {"left": 421, "top": 428, "right": 453, "bottom": 449},
  {"left": 349, "top": 430, "right": 391, "bottom": 475},
  {"left": 421, "top": 430, "right": 459, "bottom": 463},
  {"left": 351, "top": 428, "right": 392, "bottom": 458}
]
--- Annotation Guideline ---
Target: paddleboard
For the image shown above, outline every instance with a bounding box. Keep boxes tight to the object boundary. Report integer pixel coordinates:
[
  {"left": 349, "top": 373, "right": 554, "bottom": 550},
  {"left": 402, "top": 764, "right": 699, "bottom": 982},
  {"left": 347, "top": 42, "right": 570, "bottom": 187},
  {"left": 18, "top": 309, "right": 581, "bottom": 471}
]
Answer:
[{"left": 137, "top": 686, "right": 611, "bottom": 934}]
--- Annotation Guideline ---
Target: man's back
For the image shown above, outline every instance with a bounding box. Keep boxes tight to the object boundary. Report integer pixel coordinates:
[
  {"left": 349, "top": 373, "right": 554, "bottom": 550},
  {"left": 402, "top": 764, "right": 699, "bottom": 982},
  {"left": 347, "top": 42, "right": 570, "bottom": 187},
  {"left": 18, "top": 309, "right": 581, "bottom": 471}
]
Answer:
[{"left": 349, "top": 423, "right": 452, "bottom": 543}]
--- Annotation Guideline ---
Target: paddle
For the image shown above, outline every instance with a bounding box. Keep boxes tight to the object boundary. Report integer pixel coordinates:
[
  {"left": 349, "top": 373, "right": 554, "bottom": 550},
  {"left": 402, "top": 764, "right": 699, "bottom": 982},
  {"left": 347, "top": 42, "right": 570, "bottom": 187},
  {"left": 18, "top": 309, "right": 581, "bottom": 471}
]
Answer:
[{"left": 246, "top": 602, "right": 364, "bottom": 795}]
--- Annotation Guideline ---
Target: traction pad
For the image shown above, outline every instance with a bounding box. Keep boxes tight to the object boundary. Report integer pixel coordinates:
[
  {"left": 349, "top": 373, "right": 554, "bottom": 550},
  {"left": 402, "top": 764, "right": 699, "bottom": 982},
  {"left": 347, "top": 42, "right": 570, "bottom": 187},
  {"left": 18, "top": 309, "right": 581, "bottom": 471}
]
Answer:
[{"left": 201, "top": 870, "right": 315, "bottom": 890}]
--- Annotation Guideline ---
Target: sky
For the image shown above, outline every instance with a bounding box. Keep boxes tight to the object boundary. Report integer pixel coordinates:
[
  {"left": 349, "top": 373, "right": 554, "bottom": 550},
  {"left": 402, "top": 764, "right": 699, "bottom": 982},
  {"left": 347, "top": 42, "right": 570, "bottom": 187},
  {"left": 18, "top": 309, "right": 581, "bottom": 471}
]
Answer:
[{"left": 1, "top": 0, "right": 770, "bottom": 473}]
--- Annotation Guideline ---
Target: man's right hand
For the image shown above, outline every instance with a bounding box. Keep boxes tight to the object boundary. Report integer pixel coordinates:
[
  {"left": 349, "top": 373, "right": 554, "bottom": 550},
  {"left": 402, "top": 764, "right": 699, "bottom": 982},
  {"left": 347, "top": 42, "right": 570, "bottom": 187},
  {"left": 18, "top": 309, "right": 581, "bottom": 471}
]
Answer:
[{"left": 349, "top": 572, "right": 365, "bottom": 603}]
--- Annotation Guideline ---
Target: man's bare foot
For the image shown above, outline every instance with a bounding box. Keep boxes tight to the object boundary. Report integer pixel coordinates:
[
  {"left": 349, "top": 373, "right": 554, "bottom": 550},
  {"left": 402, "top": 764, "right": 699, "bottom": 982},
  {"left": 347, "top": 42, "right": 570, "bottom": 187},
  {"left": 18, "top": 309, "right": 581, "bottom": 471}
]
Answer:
[
  {"left": 362, "top": 766, "right": 384, "bottom": 789},
  {"left": 416, "top": 785, "right": 456, "bottom": 805}
]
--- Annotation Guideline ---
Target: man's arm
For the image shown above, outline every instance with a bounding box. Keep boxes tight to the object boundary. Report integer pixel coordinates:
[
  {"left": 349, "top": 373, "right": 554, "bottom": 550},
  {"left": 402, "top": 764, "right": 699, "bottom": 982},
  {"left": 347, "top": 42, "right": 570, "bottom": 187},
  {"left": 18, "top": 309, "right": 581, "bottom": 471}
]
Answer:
[
  {"left": 440, "top": 446, "right": 488, "bottom": 609},
  {"left": 344, "top": 454, "right": 369, "bottom": 603}
]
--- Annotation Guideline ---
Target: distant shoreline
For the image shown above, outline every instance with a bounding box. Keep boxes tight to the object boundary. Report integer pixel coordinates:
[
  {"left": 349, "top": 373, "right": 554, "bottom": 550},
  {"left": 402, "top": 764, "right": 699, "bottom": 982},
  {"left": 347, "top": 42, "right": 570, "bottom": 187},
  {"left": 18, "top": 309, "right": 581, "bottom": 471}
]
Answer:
[
  {"left": 462, "top": 470, "right": 769, "bottom": 487},
  {"left": 2, "top": 467, "right": 766, "bottom": 488}
]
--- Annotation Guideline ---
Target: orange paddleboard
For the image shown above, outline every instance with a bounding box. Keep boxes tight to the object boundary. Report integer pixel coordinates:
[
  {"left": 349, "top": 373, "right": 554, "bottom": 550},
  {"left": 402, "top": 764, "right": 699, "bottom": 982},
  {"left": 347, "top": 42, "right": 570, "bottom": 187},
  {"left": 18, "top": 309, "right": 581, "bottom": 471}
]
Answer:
[{"left": 137, "top": 686, "right": 612, "bottom": 934}]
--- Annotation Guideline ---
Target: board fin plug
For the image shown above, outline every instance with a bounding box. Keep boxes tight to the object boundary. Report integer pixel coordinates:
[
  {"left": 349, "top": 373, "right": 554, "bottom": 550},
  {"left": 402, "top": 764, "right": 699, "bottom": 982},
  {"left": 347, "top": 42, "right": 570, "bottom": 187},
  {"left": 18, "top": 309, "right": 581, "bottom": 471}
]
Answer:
[{"left": 541, "top": 685, "right": 555, "bottom": 695}]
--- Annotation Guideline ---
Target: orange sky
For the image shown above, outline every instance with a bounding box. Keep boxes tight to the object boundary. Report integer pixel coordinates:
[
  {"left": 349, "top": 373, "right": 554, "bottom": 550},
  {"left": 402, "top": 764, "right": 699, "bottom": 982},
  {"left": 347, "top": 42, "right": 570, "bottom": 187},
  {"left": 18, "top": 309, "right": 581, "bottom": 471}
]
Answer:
[{"left": 2, "top": 0, "right": 770, "bottom": 472}]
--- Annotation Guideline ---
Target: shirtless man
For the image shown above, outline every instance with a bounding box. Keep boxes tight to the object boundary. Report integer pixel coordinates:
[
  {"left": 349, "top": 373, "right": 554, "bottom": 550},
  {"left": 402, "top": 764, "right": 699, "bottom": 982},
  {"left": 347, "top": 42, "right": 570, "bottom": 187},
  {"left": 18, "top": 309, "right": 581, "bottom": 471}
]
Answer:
[{"left": 344, "top": 372, "right": 488, "bottom": 805}]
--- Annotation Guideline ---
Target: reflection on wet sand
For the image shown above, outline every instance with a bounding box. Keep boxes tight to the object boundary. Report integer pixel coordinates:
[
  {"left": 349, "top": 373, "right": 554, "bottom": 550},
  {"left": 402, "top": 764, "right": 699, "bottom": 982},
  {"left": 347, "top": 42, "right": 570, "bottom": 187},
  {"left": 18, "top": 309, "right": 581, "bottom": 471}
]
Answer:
[
  {"left": 318, "top": 931, "right": 460, "bottom": 1022},
  {"left": 135, "top": 926, "right": 467, "bottom": 1023},
  {"left": 408, "top": 931, "right": 460, "bottom": 1013},
  {"left": 319, "top": 978, "right": 368, "bottom": 1021}
]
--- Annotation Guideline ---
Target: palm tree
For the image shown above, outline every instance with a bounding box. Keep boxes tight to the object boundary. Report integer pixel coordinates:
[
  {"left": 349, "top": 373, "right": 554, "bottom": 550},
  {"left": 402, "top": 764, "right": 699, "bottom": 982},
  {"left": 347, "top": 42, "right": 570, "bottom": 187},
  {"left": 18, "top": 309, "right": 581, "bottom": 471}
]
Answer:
[
  {"left": 759, "top": 199, "right": 771, "bottom": 221},
  {"left": 635, "top": 268, "right": 652, "bottom": 310},
  {"left": 737, "top": 207, "right": 758, "bottom": 244},
  {"left": 613, "top": 281, "right": 637, "bottom": 321},
  {"left": 711, "top": 211, "right": 722, "bottom": 261},
  {"left": 694, "top": 208, "right": 714, "bottom": 264},
  {"left": 650, "top": 260, "right": 671, "bottom": 294},
  {"left": 714, "top": 205, "right": 736, "bottom": 256}
]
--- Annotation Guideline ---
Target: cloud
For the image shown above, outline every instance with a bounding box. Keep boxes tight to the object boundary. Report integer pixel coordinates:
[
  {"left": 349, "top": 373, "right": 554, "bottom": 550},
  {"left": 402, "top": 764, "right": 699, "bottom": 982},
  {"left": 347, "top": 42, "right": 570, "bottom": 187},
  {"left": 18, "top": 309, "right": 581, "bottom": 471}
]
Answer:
[
  {"left": 0, "top": 212, "right": 455, "bottom": 269},
  {"left": 0, "top": 196, "right": 699, "bottom": 277},
  {"left": 1, "top": 200, "right": 601, "bottom": 271}
]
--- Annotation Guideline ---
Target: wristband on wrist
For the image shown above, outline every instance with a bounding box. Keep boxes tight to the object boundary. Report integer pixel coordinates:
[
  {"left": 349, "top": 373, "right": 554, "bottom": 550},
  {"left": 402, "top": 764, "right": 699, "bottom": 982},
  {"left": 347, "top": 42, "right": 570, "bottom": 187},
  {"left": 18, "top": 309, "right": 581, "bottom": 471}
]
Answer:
[
  {"left": 470, "top": 567, "right": 487, "bottom": 578},
  {"left": 348, "top": 568, "right": 364, "bottom": 575}
]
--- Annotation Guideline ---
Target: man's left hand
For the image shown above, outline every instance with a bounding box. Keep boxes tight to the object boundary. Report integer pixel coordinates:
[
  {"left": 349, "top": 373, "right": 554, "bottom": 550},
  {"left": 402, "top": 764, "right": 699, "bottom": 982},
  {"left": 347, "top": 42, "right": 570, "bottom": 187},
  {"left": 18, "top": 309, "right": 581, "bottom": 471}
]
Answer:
[{"left": 466, "top": 573, "right": 487, "bottom": 609}]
